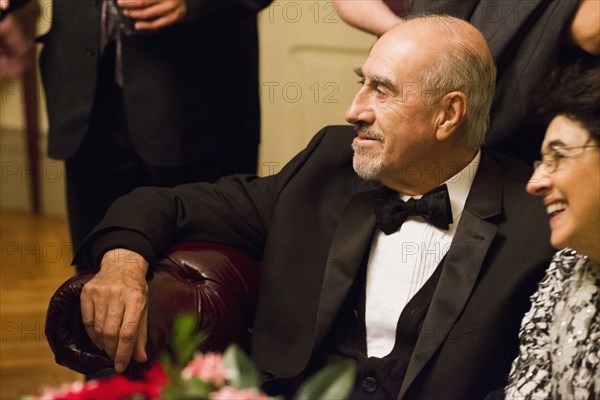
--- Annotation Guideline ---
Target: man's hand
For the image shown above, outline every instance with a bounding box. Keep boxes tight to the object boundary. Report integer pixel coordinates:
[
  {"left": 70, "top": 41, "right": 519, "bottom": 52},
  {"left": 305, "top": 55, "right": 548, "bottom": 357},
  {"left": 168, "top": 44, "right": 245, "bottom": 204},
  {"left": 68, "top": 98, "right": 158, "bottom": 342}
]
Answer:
[
  {"left": 0, "top": 14, "right": 33, "bottom": 78},
  {"left": 80, "top": 249, "right": 149, "bottom": 373},
  {"left": 118, "top": 0, "right": 187, "bottom": 32}
]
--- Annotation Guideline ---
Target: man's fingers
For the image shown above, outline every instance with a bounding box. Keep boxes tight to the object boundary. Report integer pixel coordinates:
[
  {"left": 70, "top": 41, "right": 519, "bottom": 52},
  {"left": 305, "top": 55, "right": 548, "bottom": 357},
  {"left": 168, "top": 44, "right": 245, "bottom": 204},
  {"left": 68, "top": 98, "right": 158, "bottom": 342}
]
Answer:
[
  {"left": 133, "top": 13, "right": 179, "bottom": 31},
  {"left": 116, "top": 0, "right": 154, "bottom": 10},
  {"left": 116, "top": 0, "right": 186, "bottom": 29},
  {"left": 133, "top": 308, "right": 148, "bottom": 363},
  {"left": 81, "top": 284, "right": 110, "bottom": 352},
  {"left": 80, "top": 289, "right": 100, "bottom": 349},
  {"left": 102, "top": 307, "right": 125, "bottom": 361},
  {"left": 113, "top": 294, "right": 146, "bottom": 373},
  {"left": 79, "top": 249, "right": 149, "bottom": 372},
  {"left": 124, "top": 1, "right": 176, "bottom": 20},
  {"left": 113, "top": 320, "right": 137, "bottom": 373}
]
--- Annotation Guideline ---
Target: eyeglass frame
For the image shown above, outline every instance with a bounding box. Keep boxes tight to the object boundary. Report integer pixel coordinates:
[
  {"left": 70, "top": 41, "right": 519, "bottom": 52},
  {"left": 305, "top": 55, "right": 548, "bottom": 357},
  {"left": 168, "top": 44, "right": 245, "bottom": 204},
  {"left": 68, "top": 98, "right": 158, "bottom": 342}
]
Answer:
[{"left": 533, "top": 142, "right": 598, "bottom": 175}]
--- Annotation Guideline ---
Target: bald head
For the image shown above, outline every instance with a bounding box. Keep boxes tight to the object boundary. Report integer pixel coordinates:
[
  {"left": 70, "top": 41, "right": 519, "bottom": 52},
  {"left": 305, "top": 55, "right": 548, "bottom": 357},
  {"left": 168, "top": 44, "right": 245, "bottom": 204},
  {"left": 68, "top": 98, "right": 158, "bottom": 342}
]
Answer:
[
  {"left": 376, "top": 15, "right": 496, "bottom": 149},
  {"left": 388, "top": 14, "right": 488, "bottom": 45}
]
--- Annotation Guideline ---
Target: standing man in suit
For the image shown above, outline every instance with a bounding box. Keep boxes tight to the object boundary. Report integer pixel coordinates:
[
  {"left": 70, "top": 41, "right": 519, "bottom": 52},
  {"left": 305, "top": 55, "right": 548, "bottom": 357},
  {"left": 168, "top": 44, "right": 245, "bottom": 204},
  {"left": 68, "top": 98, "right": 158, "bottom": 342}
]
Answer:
[
  {"left": 74, "top": 15, "right": 554, "bottom": 399},
  {"left": 1, "top": 0, "right": 272, "bottom": 260}
]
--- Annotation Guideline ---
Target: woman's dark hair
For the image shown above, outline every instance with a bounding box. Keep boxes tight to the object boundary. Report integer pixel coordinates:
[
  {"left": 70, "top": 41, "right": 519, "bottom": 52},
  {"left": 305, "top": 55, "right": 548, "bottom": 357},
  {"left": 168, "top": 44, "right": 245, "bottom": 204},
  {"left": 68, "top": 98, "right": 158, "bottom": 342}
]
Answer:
[{"left": 537, "top": 61, "right": 600, "bottom": 144}]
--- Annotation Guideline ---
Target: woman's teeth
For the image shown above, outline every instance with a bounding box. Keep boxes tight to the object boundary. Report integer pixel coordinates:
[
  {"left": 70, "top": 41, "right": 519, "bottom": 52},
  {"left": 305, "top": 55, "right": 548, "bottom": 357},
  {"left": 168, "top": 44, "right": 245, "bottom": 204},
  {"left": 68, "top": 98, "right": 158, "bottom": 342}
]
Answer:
[{"left": 547, "top": 202, "right": 567, "bottom": 216}]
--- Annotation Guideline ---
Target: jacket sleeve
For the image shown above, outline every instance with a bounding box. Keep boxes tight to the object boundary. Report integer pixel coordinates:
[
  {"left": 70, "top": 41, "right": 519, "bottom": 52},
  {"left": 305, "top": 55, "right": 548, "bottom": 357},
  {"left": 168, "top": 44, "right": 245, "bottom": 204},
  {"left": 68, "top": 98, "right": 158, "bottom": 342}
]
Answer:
[{"left": 74, "top": 127, "right": 333, "bottom": 269}]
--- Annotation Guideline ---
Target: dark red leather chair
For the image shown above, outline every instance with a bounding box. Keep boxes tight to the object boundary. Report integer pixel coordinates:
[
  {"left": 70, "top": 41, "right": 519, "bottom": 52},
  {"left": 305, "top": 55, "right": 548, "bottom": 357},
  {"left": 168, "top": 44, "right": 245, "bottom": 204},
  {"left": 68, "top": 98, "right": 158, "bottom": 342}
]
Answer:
[{"left": 45, "top": 241, "right": 261, "bottom": 377}]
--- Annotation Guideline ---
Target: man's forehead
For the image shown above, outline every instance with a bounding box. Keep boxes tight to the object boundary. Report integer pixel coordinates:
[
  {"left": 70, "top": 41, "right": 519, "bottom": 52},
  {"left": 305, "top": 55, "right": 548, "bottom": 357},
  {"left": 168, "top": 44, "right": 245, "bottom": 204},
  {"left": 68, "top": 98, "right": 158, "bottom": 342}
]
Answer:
[
  {"left": 358, "top": 58, "right": 390, "bottom": 76},
  {"left": 360, "top": 42, "right": 426, "bottom": 86},
  {"left": 360, "top": 49, "right": 399, "bottom": 76}
]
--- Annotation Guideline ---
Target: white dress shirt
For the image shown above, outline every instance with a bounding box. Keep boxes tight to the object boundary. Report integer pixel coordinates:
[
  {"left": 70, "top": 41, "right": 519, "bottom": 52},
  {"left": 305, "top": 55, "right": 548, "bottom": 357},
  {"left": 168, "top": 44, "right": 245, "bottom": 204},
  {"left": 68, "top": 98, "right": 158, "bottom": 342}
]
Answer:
[{"left": 365, "top": 152, "right": 481, "bottom": 357}]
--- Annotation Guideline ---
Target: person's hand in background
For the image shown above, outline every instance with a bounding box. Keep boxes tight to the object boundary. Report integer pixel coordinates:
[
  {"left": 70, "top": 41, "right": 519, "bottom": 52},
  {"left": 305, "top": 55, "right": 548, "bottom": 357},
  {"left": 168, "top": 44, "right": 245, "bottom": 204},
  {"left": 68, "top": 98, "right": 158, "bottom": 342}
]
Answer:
[
  {"left": 0, "top": 13, "right": 33, "bottom": 78},
  {"left": 118, "top": 0, "right": 187, "bottom": 32}
]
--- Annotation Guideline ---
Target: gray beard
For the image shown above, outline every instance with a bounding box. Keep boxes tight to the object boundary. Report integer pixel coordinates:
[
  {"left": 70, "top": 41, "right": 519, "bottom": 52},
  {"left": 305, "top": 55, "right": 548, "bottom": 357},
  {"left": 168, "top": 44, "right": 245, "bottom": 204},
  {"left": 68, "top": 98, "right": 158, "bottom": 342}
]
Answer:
[{"left": 352, "top": 142, "right": 383, "bottom": 181}]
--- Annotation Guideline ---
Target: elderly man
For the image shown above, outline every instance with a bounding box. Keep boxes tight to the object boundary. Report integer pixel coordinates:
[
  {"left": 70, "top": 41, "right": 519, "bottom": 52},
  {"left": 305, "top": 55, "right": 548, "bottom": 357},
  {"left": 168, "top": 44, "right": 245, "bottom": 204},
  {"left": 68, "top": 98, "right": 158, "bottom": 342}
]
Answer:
[{"left": 76, "top": 15, "right": 553, "bottom": 399}]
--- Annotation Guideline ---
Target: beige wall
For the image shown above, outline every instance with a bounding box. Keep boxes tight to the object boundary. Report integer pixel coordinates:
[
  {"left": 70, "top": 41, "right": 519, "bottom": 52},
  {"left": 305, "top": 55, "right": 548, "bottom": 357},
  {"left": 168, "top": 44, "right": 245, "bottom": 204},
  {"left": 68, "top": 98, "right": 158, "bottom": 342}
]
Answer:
[{"left": 0, "top": 1, "right": 375, "bottom": 216}]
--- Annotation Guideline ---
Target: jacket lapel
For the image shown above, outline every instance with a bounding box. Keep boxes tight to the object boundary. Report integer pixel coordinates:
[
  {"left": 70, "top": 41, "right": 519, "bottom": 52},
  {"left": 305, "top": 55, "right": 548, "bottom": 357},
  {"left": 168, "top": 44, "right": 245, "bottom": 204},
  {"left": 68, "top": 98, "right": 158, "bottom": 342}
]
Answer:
[
  {"left": 314, "top": 189, "right": 378, "bottom": 346},
  {"left": 398, "top": 150, "right": 504, "bottom": 399}
]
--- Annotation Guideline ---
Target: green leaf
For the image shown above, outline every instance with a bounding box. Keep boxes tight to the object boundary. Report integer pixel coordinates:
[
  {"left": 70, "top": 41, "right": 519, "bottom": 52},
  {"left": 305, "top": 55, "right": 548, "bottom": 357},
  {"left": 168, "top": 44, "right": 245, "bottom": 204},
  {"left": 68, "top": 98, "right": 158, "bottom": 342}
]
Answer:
[
  {"left": 184, "top": 377, "right": 215, "bottom": 399},
  {"left": 171, "top": 313, "right": 206, "bottom": 365},
  {"left": 178, "top": 334, "right": 205, "bottom": 366},
  {"left": 158, "top": 353, "right": 184, "bottom": 398},
  {"left": 160, "top": 385, "right": 182, "bottom": 400},
  {"left": 222, "top": 344, "right": 261, "bottom": 389},
  {"left": 293, "top": 360, "right": 356, "bottom": 400},
  {"left": 173, "top": 313, "right": 197, "bottom": 348}
]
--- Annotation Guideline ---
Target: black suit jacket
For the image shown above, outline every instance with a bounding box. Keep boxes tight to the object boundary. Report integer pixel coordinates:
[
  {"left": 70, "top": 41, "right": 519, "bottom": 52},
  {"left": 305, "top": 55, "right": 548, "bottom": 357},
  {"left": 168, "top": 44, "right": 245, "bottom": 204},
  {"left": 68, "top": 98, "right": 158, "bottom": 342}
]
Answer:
[
  {"left": 21, "top": 0, "right": 271, "bottom": 166},
  {"left": 79, "top": 126, "right": 554, "bottom": 399}
]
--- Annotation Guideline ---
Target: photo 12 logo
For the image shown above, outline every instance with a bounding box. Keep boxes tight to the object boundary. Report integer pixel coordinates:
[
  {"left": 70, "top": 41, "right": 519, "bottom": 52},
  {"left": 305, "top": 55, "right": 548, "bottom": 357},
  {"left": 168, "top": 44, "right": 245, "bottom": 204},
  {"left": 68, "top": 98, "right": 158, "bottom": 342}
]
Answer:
[
  {"left": 261, "top": 81, "right": 340, "bottom": 104},
  {"left": 259, "top": 1, "right": 340, "bottom": 25}
]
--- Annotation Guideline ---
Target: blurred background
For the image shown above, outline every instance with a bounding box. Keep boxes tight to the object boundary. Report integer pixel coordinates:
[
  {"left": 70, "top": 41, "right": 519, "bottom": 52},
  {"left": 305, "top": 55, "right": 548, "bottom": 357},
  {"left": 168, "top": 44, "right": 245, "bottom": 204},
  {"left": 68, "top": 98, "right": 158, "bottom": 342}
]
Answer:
[{"left": 0, "top": 1, "right": 375, "bottom": 398}]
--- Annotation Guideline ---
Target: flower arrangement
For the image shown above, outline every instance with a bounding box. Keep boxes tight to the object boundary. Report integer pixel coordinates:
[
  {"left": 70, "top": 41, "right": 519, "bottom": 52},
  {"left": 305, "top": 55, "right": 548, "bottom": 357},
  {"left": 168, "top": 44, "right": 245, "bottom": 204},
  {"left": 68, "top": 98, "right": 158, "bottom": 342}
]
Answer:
[{"left": 27, "top": 314, "right": 356, "bottom": 400}]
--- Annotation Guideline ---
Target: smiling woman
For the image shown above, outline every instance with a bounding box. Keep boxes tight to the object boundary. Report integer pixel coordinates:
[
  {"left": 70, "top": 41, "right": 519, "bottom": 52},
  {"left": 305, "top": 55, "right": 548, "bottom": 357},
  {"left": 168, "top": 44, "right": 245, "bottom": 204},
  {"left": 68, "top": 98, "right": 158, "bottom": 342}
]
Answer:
[
  {"left": 505, "top": 62, "right": 600, "bottom": 400},
  {"left": 528, "top": 116, "right": 600, "bottom": 258}
]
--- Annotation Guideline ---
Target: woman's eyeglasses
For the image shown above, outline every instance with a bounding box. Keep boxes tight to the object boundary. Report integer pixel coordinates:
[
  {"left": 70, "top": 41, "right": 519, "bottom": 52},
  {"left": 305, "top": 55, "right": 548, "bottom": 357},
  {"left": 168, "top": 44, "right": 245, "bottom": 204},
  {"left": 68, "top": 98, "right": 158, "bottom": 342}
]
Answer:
[{"left": 533, "top": 143, "right": 597, "bottom": 174}]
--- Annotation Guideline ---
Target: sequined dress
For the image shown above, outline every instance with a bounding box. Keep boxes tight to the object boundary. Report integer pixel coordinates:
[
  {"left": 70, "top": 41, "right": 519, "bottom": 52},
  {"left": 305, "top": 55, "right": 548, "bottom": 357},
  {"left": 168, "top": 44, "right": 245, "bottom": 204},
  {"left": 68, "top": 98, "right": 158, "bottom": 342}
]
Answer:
[{"left": 505, "top": 248, "right": 599, "bottom": 399}]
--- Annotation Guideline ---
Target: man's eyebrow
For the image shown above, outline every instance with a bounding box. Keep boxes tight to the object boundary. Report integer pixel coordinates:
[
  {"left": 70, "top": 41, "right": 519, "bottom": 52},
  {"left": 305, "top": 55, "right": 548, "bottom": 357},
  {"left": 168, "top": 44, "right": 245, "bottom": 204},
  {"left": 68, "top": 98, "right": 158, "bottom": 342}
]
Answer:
[
  {"left": 353, "top": 67, "right": 399, "bottom": 95},
  {"left": 353, "top": 67, "right": 364, "bottom": 79}
]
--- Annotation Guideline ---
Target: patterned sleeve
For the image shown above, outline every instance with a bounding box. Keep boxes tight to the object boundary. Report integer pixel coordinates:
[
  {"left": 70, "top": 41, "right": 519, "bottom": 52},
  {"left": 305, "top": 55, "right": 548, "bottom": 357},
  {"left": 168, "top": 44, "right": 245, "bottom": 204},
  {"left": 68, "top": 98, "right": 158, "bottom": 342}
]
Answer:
[{"left": 504, "top": 249, "right": 575, "bottom": 399}]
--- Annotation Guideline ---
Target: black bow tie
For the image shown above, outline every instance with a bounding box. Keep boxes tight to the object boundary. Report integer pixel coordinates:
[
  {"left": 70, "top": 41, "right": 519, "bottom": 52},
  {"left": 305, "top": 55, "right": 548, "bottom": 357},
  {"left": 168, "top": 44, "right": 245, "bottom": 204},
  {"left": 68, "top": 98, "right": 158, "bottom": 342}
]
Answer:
[{"left": 373, "top": 184, "right": 453, "bottom": 234}]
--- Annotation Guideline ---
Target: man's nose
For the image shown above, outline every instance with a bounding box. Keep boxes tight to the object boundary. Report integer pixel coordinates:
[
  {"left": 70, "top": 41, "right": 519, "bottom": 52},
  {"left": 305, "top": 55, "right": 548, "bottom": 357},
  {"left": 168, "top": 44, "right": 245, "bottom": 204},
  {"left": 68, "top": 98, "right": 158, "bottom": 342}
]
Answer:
[{"left": 345, "top": 89, "right": 374, "bottom": 124}]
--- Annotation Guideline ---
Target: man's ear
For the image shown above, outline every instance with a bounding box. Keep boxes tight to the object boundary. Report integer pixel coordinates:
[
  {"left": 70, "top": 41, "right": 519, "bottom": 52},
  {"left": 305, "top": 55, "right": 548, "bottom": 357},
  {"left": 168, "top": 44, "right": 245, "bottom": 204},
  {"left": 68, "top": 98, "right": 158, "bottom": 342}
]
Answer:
[{"left": 435, "top": 91, "right": 467, "bottom": 141}]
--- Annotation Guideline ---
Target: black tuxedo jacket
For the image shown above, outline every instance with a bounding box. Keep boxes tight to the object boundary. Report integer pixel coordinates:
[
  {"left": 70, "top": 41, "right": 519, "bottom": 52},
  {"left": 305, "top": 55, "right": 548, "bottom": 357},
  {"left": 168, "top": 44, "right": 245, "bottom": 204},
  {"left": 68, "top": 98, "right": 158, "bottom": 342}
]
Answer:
[
  {"left": 15, "top": 0, "right": 271, "bottom": 166},
  {"left": 80, "top": 125, "right": 554, "bottom": 399}
]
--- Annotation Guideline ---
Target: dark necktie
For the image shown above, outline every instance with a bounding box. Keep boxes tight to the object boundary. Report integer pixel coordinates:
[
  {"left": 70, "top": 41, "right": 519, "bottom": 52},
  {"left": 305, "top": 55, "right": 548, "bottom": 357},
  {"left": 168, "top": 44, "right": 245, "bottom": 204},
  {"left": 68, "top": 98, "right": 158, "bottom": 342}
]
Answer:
[{"left": 373, "top": 184, "right": 453, "bottom": 234}]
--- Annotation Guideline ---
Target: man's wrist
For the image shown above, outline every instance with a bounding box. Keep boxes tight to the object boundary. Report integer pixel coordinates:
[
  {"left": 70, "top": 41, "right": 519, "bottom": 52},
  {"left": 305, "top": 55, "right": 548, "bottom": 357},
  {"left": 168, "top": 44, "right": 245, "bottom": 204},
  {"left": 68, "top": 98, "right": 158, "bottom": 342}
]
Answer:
[{"left": 101, "top": 248, "right": 149, "bottom": 275}]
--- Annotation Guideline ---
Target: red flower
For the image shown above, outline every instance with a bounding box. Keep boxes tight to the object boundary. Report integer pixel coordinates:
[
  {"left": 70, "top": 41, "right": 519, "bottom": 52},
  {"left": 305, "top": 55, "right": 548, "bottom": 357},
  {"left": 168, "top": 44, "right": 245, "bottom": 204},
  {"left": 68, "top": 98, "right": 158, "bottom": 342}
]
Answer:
[
  {"left": 142, "top": 362, "right": 168, "bottom": 398},
  {"left": 29, "top": 363, "right": 168, "bottom": 400}
]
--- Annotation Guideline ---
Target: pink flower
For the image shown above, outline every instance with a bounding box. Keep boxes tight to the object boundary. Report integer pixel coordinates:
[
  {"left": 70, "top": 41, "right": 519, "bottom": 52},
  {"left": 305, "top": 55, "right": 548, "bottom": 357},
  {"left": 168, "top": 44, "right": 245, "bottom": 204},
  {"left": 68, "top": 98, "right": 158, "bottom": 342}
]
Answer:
[
  {"left": 209, "top": 386, "right": 271, "bottom": 400},
  {"left": 181, "top": 352, "right": 227, "bottom": 387}
]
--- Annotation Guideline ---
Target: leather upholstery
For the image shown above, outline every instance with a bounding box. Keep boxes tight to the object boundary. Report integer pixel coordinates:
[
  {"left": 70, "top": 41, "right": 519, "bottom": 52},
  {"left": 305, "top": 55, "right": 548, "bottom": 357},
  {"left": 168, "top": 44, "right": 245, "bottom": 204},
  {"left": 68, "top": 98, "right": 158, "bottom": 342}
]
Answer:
[{"left": 45, "top": 241, "right": 261, "bottom": 376}]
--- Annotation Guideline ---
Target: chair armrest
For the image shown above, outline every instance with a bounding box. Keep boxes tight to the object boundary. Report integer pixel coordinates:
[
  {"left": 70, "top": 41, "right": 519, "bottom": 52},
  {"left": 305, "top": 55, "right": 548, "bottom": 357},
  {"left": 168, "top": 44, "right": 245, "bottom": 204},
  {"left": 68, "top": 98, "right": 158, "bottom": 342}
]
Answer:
[{"left": 45, "top": 241, "right": 261, "bottom": 375}]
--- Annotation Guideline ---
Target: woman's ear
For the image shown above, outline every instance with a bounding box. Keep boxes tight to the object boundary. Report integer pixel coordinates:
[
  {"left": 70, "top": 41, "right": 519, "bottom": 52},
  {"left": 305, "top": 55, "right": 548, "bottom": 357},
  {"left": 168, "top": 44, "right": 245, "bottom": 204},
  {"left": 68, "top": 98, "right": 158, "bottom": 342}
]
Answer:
[{"left": 435, "top": 91, "right": 468, "bottom": 142}]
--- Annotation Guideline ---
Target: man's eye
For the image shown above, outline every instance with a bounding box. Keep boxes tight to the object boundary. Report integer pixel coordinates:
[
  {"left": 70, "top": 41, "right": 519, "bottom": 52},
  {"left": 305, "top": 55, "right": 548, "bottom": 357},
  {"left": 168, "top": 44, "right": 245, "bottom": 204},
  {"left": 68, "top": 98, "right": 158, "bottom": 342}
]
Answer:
[{"left": 357, "top": 79, "right": 365, "bottom": 86}]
